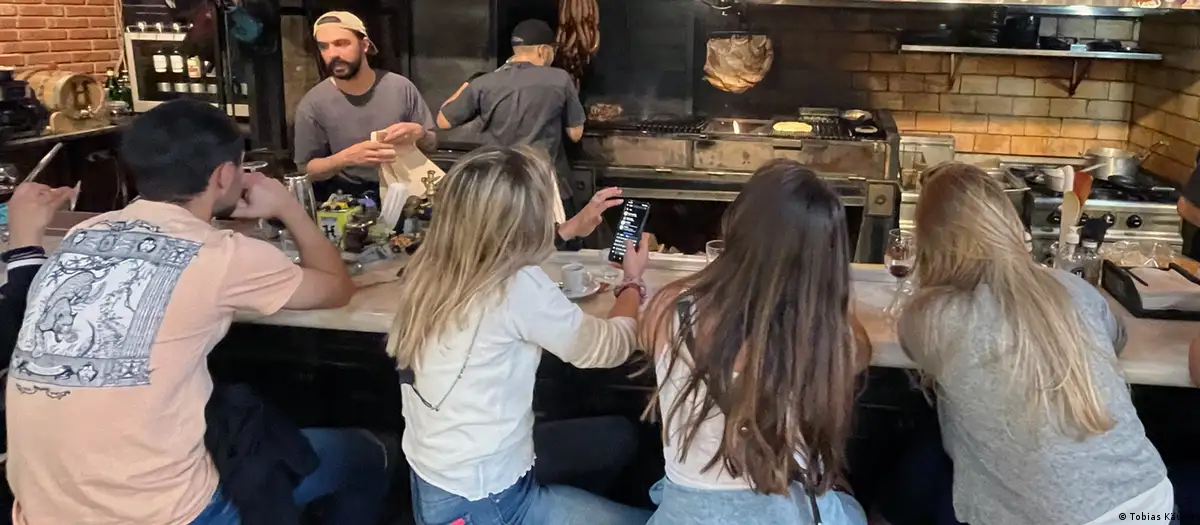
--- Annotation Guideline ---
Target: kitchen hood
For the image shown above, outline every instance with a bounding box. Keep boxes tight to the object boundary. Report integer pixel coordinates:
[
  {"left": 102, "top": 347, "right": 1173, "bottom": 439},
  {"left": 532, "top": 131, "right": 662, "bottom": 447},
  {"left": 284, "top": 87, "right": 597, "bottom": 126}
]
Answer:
[{"left": 738, "top": 0, "right": 1196, "bottom": 14}]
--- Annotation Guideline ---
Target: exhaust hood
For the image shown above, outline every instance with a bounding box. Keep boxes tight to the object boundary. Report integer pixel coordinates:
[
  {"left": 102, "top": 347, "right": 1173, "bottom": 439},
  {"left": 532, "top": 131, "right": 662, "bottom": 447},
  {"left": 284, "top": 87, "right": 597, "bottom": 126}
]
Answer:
[{"left": 739, "top": 0, "right": 1196, "bottom": 15}]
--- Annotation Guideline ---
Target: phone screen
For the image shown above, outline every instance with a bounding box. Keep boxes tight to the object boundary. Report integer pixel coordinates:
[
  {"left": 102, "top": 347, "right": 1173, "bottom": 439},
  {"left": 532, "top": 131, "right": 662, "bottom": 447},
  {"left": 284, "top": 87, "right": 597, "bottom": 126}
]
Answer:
[{"left": 608, "top": 200, "right": 651, "bottom": 264}]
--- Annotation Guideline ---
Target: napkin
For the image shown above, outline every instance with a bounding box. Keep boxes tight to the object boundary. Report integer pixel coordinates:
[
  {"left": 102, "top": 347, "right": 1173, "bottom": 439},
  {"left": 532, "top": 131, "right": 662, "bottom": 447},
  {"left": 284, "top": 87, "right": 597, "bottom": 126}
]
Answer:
[
  {"left": 1129, "top": 267, "right": 1200, "bottom": 311},
  {"left": 371, "top": 130, "right": 444, "bottom": 200},
  {"left": 379, "top": 183, "right": 407, "bottom": 232}
]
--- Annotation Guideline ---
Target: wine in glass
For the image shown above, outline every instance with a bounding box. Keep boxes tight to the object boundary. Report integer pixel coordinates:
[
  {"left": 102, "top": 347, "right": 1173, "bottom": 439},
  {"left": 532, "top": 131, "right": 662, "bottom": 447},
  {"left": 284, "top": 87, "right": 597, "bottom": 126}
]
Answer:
[{"left": 884, "top": 230, "right": 916, "bottom": 283}]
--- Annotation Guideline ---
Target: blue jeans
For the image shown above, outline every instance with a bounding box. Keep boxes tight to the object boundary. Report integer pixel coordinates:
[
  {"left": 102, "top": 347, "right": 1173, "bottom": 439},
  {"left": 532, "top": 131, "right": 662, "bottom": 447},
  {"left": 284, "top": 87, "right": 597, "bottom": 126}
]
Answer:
[
  {"left": 647, "top": 477, "right": 867, "bottom": 525},
  {"left": 190, "top": 428, "right": 391, "bottom": 525},
  {"left": 411, "top": 471, "right": 652, "bottom": 525}
]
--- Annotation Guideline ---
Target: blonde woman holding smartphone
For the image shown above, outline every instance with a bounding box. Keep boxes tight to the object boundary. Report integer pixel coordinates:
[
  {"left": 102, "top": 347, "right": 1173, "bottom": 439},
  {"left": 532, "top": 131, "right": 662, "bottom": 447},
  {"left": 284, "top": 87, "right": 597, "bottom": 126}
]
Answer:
[{"left": 389, "top": 145, "right": 653, "bottom": 525}]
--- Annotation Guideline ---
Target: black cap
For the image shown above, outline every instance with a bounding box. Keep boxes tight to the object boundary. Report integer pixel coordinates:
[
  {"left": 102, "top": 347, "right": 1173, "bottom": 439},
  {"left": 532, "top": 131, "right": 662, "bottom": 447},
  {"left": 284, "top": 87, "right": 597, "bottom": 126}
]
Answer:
[{"left": 511, "top": 19, "right": 556, "bottom": 47}]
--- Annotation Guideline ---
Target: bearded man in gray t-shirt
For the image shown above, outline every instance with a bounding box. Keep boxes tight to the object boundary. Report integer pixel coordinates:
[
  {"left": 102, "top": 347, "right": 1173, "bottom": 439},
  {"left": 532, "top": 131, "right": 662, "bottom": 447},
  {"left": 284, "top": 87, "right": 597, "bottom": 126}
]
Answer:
[{"left": 294, "top": 11, "right": 437, "bottom": 201}]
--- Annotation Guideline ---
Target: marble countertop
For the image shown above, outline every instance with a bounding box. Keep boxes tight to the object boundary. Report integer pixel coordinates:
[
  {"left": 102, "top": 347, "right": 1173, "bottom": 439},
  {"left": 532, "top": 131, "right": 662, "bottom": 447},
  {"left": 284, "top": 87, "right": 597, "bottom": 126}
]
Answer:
[{"left": 240, "top": 250, "right": 1200, "bottom": 389}]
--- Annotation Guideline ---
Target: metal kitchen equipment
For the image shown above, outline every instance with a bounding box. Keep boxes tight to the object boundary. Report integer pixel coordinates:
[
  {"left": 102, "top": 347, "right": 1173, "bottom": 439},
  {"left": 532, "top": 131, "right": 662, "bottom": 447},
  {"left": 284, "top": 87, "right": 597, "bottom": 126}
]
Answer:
[
  {"left": 1011, "top": 162, "right": 1182, "bottom": 265},
  {"left": 1081, "top": 142, "right": 1168, "bottom": 183},
  {"left": 579, "top": 107, "right": 900, "bottom": 262},
  {"left": 284, "top": 173, "right": 318, "bottom": 222},
  {"left": 899, "top": 165, "right": 1031, "bottom": 232}
]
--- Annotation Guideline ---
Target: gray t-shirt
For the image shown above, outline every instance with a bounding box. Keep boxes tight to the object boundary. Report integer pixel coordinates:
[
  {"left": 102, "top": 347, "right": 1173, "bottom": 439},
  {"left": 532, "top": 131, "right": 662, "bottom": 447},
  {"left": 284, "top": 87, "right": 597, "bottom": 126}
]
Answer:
[
  {"left": 293, "top": 70, "right": 435, "bottom": 184},
  {"left": 898, "top": 269, "right": 1166, "bottom": 525},
  {"left": 440, "top": 62, "right": 585, "bottom": 199}
]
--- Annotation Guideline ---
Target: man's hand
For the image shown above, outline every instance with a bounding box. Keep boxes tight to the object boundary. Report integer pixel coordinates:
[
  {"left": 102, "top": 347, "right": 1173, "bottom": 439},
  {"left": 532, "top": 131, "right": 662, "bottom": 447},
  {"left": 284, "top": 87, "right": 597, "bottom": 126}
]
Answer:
[
  {"left": 8, "top": 182, "right": 74, "bottom": 248},
  {"left": 231, "top": 173, "right": 303, "bottom": 221},
  {"left": 337, "top": 140, "right": 397, "bottom": 167},
  {"left": 379, "top": 122, "right": 425, "bottom": 146},
  {"left": 558, "top": 187, "right": 623, "bottom": 240}
]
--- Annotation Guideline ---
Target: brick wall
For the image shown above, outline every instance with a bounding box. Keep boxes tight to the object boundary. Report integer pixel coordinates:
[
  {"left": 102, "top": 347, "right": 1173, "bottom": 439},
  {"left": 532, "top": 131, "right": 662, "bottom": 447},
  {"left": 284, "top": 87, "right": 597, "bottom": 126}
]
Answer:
[
  {"left": 699, "top": 7, "right": 1136, "bottom": 158},
  {"left": 1130, "top": 11, "right": 1200, "bottom": 185},
  {"left": 0, "top": 0, "right": 121, "bottom": 75}
]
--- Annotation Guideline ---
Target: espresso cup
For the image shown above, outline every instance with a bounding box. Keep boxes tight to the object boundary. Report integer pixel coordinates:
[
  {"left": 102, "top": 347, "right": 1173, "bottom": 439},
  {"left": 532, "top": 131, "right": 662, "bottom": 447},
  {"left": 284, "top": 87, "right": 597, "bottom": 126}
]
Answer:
[{"left": 562, "top": 263, "right": 591, "bottom": 294}]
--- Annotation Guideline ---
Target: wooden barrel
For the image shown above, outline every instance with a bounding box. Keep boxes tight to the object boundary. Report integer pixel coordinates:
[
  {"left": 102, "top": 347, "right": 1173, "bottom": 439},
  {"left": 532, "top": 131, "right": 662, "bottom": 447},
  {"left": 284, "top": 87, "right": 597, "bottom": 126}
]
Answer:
[{"left": 15, "top": 68, "right": 105, "bottom": 120}]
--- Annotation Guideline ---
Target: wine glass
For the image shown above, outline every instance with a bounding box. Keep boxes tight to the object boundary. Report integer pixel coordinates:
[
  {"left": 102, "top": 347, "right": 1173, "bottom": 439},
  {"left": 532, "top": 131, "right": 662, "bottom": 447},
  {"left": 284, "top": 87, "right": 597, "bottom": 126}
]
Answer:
[
  {"left": 705, "top": 240, "right": 725, "bottom": 263},
  {"left": 884, "top": 230, "right": 915, "bottom": 288}
]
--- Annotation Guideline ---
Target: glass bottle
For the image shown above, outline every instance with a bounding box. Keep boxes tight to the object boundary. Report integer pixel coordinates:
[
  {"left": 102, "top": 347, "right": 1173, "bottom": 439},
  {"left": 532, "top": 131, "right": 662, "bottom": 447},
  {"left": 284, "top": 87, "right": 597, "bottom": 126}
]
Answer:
[{"left": 186, "top": 55, "right": 204, "bottom": 97}]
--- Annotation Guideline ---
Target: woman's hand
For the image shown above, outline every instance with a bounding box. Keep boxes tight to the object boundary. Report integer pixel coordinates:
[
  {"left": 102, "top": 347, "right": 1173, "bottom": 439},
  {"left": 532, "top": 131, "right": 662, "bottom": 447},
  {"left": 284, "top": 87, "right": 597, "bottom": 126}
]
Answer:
[
  {"left": 558, "top": 187, "right": 622, "bottom": 240},
  {"left": 620, "top": 232, "right": 651, "bottom": 281}
]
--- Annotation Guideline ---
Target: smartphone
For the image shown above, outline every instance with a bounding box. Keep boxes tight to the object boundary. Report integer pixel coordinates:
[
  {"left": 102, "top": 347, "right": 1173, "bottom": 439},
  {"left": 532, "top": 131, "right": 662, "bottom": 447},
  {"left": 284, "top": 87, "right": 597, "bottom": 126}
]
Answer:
[{"left": 608, "top": 200, "right": 651, "bottom": 264}]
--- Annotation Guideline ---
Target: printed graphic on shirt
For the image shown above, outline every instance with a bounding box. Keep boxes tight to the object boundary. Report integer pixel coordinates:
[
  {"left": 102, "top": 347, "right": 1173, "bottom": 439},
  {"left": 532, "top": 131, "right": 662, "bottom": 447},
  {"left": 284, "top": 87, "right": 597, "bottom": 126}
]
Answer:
[{"left": 10, "top": 220, "right": 200, "bottom": 391}]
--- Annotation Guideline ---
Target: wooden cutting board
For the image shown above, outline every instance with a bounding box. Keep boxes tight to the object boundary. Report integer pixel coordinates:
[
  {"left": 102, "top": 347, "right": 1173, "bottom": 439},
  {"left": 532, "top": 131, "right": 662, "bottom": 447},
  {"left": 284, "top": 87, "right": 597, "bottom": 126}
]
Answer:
[{"left": 370, "top": 131, "right": 443, "bottom": 199}]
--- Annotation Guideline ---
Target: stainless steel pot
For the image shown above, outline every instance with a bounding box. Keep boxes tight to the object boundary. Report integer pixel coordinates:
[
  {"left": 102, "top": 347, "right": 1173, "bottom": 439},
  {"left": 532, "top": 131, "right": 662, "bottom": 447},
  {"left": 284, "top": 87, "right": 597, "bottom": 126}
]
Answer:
[{"left": 1081, "top": 141, "right": 1167, "bottom": 181}]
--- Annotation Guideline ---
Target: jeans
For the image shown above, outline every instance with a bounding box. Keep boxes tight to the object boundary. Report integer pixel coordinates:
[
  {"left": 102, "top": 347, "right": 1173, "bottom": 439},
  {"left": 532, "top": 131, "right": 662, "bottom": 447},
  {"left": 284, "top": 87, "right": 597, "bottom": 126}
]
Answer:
[
  {"left": 411, "top": 472, "right": 651, "bottom": 525},
  {"left": 532, "top": 416, "right": 637, "bottom": 494},
  {"left": 190, "top": 427, "right": 392, "bottom": 525},
  {"left": 647, "top": 477, "right": 867, "bottom": 525},
  {"left": 410, "top": 416, "right": 651, "bottom": 525}
]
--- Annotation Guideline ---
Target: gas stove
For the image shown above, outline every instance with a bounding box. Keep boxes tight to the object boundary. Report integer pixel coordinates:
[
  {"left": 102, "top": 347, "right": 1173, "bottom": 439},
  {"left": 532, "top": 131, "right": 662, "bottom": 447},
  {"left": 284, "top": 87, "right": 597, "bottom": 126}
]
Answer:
[{"left": 1007, "top": 163, "right": 1183, "bottom": 263}]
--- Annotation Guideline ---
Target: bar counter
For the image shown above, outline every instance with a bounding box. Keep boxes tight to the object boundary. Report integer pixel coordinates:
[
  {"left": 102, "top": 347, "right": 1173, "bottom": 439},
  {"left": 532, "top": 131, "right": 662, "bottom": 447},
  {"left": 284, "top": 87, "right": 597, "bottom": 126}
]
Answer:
[{"left": 239, "top": 250, "right": 1199, "bottom": 389}]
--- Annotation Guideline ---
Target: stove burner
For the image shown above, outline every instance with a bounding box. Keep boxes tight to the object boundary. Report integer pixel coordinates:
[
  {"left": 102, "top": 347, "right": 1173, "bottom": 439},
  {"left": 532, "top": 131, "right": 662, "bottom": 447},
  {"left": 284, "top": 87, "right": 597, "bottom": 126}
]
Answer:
[{"left": 1011, "top": 164, "right": 1181, "bottom": 204}]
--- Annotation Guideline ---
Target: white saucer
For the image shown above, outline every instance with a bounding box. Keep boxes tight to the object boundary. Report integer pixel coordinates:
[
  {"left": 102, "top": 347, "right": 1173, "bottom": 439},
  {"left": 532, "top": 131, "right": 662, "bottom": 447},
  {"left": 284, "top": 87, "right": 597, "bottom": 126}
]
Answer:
[{"left": 560, "top": 281, "right": 603, "bottom": 300}]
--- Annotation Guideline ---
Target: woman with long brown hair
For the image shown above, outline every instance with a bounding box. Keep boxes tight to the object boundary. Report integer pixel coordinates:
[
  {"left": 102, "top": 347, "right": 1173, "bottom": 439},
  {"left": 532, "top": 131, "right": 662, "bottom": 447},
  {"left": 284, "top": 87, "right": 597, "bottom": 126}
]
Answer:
[
  {"left": 898, "top": 162, "right": 1172, "bottom": 524},
  {"left": 639, "top": 160, "right": 870, "bottom": 524}
]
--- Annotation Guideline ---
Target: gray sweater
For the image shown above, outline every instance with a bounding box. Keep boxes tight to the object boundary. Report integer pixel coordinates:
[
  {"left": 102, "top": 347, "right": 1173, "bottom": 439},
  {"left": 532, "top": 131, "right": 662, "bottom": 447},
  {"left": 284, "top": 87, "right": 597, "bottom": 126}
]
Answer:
[{"left": 899, "top": 269, "right": 1166, "bottom": 525}]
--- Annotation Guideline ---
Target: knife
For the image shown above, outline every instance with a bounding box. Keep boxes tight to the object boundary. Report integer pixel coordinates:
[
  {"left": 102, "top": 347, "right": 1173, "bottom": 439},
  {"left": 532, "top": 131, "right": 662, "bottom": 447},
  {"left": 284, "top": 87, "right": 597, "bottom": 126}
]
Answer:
[{"left": 25, "top": 143, "right": 64, "bottom": 184}]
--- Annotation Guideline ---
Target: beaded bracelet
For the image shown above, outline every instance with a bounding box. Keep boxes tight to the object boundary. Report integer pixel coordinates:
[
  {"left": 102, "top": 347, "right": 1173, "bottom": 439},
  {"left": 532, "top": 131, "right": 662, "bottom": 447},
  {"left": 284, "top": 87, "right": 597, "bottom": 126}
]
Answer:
[
  {"left": 1, "top": 246, "right": 45, "bottom": 264},
  {"left": 613, "top": 277, "right": 647, "bottom": 304}
]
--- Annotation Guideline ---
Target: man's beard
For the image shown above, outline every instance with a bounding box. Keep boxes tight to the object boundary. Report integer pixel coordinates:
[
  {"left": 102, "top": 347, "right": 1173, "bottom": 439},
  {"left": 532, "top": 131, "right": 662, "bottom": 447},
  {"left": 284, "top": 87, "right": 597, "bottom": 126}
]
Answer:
[{"left": 327, "top": 57, "right": 362, "bottom": 80}]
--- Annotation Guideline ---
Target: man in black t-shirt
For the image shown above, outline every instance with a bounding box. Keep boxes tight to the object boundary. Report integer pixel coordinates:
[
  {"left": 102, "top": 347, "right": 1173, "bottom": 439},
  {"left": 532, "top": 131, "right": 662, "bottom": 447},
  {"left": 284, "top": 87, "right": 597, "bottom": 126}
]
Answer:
[
  {"left": 437, "top": 20, "right": 585, "bottom": 213},
  {"left": 1176, "top": 153, "right": 1200, "bottom": 259}
]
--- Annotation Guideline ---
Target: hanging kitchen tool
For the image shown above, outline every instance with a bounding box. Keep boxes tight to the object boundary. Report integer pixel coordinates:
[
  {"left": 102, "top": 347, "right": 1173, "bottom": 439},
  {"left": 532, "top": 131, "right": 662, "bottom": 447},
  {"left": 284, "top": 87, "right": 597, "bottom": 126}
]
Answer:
[{"left": 703, "top": 4, "right": 773, "bottom": 94}]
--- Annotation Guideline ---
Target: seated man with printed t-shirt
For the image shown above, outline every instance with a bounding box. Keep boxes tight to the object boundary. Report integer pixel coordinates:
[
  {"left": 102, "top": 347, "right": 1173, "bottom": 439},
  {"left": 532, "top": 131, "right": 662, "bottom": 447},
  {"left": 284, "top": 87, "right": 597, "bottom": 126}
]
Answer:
[{"left": 5, "top": 99, "right": 391, "bottom": 525}]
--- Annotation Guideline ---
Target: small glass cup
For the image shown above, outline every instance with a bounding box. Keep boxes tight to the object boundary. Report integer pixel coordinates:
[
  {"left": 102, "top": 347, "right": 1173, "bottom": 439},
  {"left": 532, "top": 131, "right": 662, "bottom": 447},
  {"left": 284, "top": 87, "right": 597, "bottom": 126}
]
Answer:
[
  {"left": 705, "top": 240, "right": 725, "bottom": 263},
  {"left": 596, "top": 248, "right": 621, "bottom": 284}
]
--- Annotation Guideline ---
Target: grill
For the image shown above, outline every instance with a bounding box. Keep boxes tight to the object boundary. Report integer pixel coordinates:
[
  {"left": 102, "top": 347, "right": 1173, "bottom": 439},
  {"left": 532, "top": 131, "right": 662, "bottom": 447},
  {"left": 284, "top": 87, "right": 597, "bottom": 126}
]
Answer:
[
  {"left": 586, "top": 116, "right": 709, "bottom": 135},
  {"left": 766, "top": 115, "right": 848, "bottom": 140}
]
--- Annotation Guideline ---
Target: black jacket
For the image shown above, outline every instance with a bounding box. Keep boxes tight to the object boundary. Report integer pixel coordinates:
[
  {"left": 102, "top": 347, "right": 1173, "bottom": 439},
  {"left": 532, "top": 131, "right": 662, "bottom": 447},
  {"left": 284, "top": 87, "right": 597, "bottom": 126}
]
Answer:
[
  {"left": 0, "top": 257, "right": 44, "bottom": 364},
  {"left": 204, "top": 384, "right": 319, "bottom": 525}
]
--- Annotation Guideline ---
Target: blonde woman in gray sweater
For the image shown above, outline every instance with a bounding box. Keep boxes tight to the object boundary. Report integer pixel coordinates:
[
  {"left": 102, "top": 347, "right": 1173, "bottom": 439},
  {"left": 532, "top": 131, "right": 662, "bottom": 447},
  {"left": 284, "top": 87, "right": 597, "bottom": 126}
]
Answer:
[{"left": 898, "top": 163, "right": 1174, "bottom": 525}]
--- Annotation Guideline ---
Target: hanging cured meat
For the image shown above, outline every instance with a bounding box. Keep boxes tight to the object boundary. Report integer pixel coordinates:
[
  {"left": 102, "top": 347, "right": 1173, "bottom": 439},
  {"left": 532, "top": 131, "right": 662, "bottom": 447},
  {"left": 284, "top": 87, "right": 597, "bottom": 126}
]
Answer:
[
  {"left": 703, "top": 34, "right": 774, "bottom": 94},
  {"left": 554, "top": 0, "right": 600, "bottom": 88}
]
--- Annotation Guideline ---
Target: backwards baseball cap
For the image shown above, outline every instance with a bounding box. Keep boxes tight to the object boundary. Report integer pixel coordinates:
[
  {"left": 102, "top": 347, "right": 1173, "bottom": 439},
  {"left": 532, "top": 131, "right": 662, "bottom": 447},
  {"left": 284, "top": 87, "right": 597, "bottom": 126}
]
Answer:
[
  {"left": 510, "top": 19, "right": 556, "bottom": 48},
  {"left": 313, "top": 11, "right": 377, "bottom": 55}
]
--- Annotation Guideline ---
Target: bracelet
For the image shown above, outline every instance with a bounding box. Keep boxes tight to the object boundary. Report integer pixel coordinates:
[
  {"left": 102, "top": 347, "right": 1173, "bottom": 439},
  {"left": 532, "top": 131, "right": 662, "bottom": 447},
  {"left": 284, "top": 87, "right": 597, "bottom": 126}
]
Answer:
[
  {"left": 613, "top": 277, "right": 647, "bottom": 304},
  {"left": 1, "top": 246, "right": 45, "bottom": 264}
]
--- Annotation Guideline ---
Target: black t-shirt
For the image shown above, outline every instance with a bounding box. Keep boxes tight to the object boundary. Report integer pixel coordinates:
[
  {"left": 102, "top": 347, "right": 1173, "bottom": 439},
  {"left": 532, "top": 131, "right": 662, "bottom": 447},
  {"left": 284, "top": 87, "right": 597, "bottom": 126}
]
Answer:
[
  {"left": 1180, "top": 151, "right": 1200, "bottom": 258},
  {"left": 440, "top": 62, "right": 586, "bottom": 199}
]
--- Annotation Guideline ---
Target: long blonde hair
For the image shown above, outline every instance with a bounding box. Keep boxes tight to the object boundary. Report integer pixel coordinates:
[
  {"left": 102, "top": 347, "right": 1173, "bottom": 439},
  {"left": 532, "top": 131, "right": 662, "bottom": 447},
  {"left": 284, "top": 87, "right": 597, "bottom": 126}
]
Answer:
[
  {"left": 900, "top": 162, "right": 1113, "bottom": 438},
  {"left": 387, "top": 146, "right": 558, "bottom": 368}
]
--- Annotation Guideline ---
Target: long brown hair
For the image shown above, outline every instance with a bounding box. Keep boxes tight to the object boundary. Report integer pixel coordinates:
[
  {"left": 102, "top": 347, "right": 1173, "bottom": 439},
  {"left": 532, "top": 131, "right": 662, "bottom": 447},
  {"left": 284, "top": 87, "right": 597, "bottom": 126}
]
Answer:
[
  {"left": 387, "top": 146, "right": 558, "bottom": 368},
  {"left": 900, "top": 162, "right": 1113, "bottom": 437},
  {"left": 641, "top": 160, "right": 858, "bottom": 496}
]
